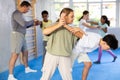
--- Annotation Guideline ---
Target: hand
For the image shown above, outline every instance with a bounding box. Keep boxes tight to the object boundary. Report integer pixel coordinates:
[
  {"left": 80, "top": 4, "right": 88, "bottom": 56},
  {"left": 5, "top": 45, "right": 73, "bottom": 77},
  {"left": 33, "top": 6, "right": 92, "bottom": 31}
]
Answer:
[
  {"left": 97, "top": 25, "right": 102, "bottom": 29},
  {"left": 34, "top": 19, "right": 42, "bottom": 26},
  {"left": 58, "top": 13, "right": 66, "bottom": 26}
]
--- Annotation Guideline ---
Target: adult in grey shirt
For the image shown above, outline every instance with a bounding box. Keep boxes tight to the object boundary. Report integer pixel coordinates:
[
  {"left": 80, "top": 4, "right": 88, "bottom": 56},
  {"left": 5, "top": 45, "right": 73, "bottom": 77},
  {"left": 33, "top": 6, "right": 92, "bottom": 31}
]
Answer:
[{"left": 8, "top": 1, "right": 39, "bottom": 80}]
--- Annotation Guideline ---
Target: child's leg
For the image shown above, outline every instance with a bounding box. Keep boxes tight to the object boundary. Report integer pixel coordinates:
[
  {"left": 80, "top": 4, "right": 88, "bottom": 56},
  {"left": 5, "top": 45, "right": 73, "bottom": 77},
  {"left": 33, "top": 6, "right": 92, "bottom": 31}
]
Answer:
[
  {"left": 106, "top": 49, "right": 117, "bottom": 62},
  {"left": 97, "top": 46, "right": 102, "bottom": 62},
  {"left": 40, "top": 52, "right": 58, "bottom": 80},
  {"left": 94, "top": 47, "right": 102, "bottom": 64},
  {"left": 58, "top": 56, "right": 72, "bottom": 80},
  {"left": 83, "top": 62, "right": 92, "bottom": 80},
  {"left": 77, "top": 53, "right": 92, "bottom": 80}
]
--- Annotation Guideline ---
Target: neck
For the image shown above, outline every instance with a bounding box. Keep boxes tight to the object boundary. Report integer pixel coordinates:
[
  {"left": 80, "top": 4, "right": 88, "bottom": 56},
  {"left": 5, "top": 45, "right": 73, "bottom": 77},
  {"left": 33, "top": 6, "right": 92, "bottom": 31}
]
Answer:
[{"left": 44, "top": 20, "right": 48, "bottom": 22}]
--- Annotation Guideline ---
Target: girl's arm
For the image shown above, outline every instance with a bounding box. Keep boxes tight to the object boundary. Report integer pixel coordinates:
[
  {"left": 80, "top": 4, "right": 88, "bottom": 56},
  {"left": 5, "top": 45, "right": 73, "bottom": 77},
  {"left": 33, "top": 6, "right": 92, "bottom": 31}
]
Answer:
[
  {"left": 43, "top": 18, "right": 65, "bottom": 35},
  {"left": 43, "top": 13, "right": 66, "bottom": 35},
  {"left": 88, "top": 21, "right": 98, "bottom": 25},
  {"left": 82, "top": 22, "right": 98, "bottom": 29},
  {"left": 43, "top": 23, "right": 62, "bottom": 35},
  {"left": 64, "top": 25, "right": 85, "bottom": 38}
]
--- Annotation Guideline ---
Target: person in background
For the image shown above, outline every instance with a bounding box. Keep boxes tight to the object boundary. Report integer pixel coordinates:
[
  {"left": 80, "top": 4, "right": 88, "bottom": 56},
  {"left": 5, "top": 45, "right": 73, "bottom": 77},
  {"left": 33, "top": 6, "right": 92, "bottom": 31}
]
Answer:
[
  {"left": 90, "top": 15, "right": 110, "bottom": 37},
  {"left": 89, "top": 15, "right": 117, "bottom": 64},
  {"left": 78, "top": 10, "right": 98, "bottom": 32},
  {"left": 8, "top": 1, "right": 40, "bottom": 80},
  {"left": 40, "top": 10, "right": 52, "bottom": 66}
]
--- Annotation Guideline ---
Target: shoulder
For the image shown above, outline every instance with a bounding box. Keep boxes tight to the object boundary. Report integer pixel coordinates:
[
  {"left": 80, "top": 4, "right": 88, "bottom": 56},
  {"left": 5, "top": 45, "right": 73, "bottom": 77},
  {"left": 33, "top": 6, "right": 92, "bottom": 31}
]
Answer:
[
  {"left": 80, "top": 19, "right": 86, "bottom": 23},
  {"left": 12, "top": 10, "right": 22, "bottom": 17},
  {"left": 104, "top": 23, "right": 109, "bottom": 27}
]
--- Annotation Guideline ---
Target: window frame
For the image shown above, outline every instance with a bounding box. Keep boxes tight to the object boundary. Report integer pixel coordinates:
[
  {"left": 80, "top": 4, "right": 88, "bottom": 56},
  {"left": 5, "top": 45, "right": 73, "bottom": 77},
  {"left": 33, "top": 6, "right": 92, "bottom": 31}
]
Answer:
[{"left": 54, "top": 0, "right": 120, "bottom": 27}]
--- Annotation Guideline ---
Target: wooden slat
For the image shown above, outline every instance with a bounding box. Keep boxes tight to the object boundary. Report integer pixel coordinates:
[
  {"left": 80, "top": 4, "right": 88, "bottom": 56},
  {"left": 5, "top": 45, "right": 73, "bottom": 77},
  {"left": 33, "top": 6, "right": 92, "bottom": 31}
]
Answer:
[
  {"left": 31, "top": 0, "right": 37, "bottom": 57},
  {"left": 26, "top": 34, "right": 35, "bottom": 37},
  {"left": 27, "top": 27, "right": 34, "bottom": 30},
  {"left": 27, "top": 46, "right": 36, "bottom": 50},
  {"left": 27, "top": 40, "right": 35, "bottom": 43}
]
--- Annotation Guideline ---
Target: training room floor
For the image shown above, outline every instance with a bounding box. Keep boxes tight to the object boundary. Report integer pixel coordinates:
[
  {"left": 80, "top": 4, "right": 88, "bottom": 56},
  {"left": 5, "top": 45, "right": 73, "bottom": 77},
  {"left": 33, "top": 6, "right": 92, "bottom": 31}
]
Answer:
[{"left": 0, "top": 48, "right": 120, "bottom": 80}]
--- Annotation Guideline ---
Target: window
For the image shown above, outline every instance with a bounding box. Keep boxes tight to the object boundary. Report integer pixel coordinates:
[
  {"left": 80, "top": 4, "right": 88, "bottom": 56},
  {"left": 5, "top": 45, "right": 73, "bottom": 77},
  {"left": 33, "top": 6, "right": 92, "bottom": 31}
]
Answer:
[
  {"left": 53, "top": 0, "right": 119, "bottom": 27},
  {"left": 88, "top": 3, "right": 101, "bottom": 21},
  {"left": 54, "top": 0, "right": 69, "bottom": 2},
  {"left": 102, "top": 2, "right": 116, "bottom": 27},
  {"left": 73, "top": 0, "right": 87, "bottom": 2},
  {"left": 88, "top": 0, "right": 101, "bottom": 2},
  {"left": 73, "top": 3, "right": 87, "bottom": 25},
  {"left": 54, "top": 3, "right": 69, "bottom": 17}
]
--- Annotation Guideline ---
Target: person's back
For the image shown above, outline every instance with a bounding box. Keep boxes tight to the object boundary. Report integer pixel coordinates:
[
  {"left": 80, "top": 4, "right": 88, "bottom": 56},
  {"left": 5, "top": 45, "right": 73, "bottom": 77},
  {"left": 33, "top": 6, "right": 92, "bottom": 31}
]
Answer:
[
  {"left": 79, "top": 19, "right": 88, "bottom": 31},
  {"left": 73, "top": 32, "right": 102, "bottom": 54}
]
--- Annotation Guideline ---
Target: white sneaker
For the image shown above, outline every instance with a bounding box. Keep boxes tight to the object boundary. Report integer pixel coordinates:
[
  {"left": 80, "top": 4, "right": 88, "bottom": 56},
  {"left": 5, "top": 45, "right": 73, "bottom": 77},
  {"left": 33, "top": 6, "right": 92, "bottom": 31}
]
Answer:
[
  {"left": 25, "top": 67, "right": 37, "bottom": 73},
  {"left": 8, "top": 74, "right": 17, "bottom": 80}
]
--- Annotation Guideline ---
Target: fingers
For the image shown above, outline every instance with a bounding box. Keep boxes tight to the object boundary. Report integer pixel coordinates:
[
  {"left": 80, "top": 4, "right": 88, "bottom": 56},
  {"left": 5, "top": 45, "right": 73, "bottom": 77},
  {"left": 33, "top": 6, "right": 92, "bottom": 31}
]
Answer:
[{"left": 58, "top": 12, "right": 66, "bottom": 26}]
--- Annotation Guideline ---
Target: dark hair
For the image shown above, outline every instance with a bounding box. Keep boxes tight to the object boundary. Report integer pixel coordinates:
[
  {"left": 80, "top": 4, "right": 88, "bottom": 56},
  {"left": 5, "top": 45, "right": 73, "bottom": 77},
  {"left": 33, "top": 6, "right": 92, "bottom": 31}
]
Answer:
[
  {"left": 78, "top": 10, "right": 89, "bottom": 21},
  {"left": 56, "top": 8, "right": 73, "bottom": 22},
  {"left": 41, "top": 10, "right": 48, "bottom": 15},
  {"left": 101, "top": 15, "right": 110, "bottom": 26},
  {"left": 103, "top": 34, "right": 118, "bottom": 50},
  {"left": 20, "top": 1, "right": 31, "bottom": 7}
]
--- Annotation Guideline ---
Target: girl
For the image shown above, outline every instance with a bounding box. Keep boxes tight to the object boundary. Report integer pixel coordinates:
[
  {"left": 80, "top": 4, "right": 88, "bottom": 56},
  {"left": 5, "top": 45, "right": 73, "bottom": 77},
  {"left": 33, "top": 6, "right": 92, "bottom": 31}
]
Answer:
[
  {"left": 78, "top": 10, "right": 98, "bottom": 31},
  {"left": 90, "top": 15, "right": 110, "bottom": 37},
  {"left": 40, "top": 8, "right": 81, "bottom": 80}
]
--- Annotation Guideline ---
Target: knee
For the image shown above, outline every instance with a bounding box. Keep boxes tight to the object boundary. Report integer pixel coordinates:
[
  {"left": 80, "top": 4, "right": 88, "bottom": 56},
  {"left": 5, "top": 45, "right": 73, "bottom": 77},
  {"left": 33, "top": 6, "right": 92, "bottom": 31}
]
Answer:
[{"left": 84, "top": 62, "right": 92, "bottom": 69}]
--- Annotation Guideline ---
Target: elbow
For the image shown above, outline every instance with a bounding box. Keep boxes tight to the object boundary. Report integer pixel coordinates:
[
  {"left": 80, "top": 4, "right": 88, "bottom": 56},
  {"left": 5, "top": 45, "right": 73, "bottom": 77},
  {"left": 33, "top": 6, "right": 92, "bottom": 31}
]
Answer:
[{"left": 43, "top": 30, "right": 50, "bottom": 35}]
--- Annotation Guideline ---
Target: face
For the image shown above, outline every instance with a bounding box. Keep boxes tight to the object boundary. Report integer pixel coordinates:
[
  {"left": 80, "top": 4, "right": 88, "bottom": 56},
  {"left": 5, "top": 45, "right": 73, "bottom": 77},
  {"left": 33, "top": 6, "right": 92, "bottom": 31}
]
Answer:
[
  {"left": 65, "top": 12, "right": 74, "bottom": 24},
  {"left": 101, "top": 17, "right": 105, "bottom": 24},
  {"left": 23, "top": 6, "right": 30, "bottom": 13},
  {"left": 100, "top": 39, "right": 110, "bottom": 50},
  {"left": 84, "top": 14, "right": 89, "bottom": 20},
  {"left": 42, "top": 14, "right": 48, "bottom": 21}
]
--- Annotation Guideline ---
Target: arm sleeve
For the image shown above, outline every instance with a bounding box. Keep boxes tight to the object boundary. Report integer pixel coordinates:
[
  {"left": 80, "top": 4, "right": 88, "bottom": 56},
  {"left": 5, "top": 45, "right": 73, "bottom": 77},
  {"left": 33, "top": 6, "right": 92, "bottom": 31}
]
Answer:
[{"left": 13, "top": 13, "right": 34, "bottom": 28}]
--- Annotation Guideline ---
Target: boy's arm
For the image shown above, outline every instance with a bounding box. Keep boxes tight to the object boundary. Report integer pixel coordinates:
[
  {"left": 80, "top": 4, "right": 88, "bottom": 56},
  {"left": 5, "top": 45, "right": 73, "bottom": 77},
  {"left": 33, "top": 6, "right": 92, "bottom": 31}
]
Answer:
[{"left": 64, "top": 25, "right": 84, "bottom": 38}]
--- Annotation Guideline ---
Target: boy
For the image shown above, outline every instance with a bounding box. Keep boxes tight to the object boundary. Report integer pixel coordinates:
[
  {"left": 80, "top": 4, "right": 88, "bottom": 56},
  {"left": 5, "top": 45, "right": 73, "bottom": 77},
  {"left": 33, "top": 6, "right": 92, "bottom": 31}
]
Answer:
[{"left": 40, "top": 10, "right": 52, "bottom": 65}]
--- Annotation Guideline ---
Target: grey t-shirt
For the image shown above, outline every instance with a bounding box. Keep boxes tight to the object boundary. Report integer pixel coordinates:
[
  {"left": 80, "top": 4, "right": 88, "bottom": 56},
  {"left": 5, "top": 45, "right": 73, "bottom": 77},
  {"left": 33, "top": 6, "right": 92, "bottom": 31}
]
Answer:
[{"left": 11, "top": 10, "right": 34, "bottom": 35}]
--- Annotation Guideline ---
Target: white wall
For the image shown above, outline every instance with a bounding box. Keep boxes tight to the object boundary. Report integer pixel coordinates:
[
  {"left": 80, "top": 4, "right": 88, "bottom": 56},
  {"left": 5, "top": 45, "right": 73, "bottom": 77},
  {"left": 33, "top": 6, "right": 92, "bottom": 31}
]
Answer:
[{"left": 0, "top": 0, "right": 15, "bottom": 73}]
